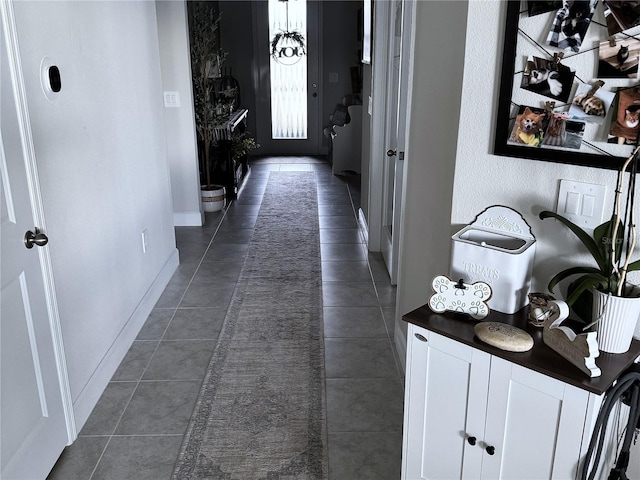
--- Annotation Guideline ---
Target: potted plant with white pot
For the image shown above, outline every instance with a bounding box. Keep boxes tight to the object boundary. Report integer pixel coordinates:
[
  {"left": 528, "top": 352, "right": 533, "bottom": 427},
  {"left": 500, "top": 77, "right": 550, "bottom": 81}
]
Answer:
[
  {"left": 539, "top": 147, "right": 640, "bottom": 353},
  {"left": 188, "top": 2, "right": 226, "bottom": 212}
]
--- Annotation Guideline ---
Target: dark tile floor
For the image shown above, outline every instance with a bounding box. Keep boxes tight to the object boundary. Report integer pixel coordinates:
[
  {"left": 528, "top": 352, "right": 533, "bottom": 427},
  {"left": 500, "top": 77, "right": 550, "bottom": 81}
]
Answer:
[{"left": 47, "top": 157, "right": 404, "bottom": 480}]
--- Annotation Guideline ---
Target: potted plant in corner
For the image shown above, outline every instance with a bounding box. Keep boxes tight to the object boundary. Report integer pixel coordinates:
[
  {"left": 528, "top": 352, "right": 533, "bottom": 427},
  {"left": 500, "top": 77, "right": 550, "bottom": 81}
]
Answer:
[
  {"left": 539, "top": 147, "right": 640, "bottom": 353},
  {"left": 188, "top": 2, "right": 226, "bottom": 212}
]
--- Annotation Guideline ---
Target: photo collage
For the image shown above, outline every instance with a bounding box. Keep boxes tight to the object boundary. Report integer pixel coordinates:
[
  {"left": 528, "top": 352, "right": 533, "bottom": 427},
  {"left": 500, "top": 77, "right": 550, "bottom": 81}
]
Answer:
[{"left": 509, "top": 0, "right": 640, "bottom": 151}]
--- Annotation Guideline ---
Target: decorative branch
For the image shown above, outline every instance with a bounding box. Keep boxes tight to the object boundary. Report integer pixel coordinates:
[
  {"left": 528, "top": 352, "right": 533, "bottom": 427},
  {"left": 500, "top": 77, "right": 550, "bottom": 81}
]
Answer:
[{"left": 611, "top": 145, "right": 639, "bottom": 296}]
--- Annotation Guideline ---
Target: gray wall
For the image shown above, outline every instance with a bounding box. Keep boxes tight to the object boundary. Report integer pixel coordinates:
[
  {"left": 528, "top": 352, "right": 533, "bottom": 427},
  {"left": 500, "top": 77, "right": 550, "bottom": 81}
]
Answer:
[
  {"left": 321, "top": 1, "right": 363, "bottom": 155},
  {"left": 157, "top": 0, "right": 203, "bottom": 226},
  {"left": 219, "top": 1, "right": 257, "bottom": 133},
  {"left": 13, "top": 0, "right": 178, "bottom": 428}
]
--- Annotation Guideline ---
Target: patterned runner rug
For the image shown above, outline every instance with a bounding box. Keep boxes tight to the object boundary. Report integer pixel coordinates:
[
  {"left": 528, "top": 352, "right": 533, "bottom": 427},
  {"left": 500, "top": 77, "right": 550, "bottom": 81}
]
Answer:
[{"left": 173, "top": 172, "right": 328, "bottom": 479}]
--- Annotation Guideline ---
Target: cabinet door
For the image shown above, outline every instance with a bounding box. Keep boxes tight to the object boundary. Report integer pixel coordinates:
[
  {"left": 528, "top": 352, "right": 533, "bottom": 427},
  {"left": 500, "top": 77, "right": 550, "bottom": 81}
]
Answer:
[
  {"left": 402, "top": 325, "right": 490, "bottom": 480},
  {"left": 481, "top": 357, "right": 590, "bottom": 480}
]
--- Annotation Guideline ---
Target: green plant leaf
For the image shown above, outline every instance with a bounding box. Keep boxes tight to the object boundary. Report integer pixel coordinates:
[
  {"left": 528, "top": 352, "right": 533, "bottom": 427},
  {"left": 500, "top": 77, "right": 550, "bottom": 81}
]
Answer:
[
  {"left": 567, "top": 280, "right": 593, "bottom": 323},
  {"left": 564, "top": 274, "right": 608, "bottom": 305},
  {"left": 628, "top": 258, "right": 640, "bottom": 272},
  {"left": 539, "top": 211, "right": 607, "bottom": 270},
  {"left": 593, "top": 216, "right": 626, "bottom": 271},
  {"left": 547, "top": 266, "right": 604, "bottom": 294}
]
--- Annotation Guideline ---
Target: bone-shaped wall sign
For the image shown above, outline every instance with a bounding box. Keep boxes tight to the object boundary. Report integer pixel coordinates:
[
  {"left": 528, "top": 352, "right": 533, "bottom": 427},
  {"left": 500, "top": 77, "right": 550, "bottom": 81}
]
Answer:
[{"left": 428, "top": 275, "right": 492, "bottom": 320}]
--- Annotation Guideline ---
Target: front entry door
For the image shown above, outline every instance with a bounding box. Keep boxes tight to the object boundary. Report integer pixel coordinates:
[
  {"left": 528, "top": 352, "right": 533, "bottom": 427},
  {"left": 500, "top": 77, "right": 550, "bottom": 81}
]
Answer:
[
  {"left": 1, "top": 4, "right": 72, "bottom": 478},
  {"left": 253, "top": 0, "right": 321, "bottom": 155}
]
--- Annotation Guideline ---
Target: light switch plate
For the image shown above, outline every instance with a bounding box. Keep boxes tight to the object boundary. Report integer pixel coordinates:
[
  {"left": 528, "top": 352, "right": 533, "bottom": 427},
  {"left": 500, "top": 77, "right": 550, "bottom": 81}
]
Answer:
[{"left": 557, "top": 180, "right": 606, "bottom": 230}]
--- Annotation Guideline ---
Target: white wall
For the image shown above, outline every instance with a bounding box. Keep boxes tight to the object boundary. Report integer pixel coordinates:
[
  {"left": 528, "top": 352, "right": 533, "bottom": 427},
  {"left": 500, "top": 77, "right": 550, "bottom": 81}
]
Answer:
[
  {"left": 156, "top": 0, "right": 203, "bottom": 227},
  {"left": 453, "top": 3, "right": 640, "bottom": 473},
  {"left": 452, "top": 0, "right": 639, "bottom": 300},
  {"left": 395, "top": 0, "right": 640, "bottom": 337},
  {"left": 395, "top": 0, "right": 469, "bottom": 350},
  {"left": 360, "top": 63, "right": 372, "bottom": 221},
  {"left": 13, "top": 0, "right": 178, "bottom": 429}
]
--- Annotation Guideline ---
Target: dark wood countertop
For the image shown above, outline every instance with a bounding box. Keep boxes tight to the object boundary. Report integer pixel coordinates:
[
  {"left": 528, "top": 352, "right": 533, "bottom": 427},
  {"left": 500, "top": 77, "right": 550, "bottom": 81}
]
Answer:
[{"left": 403, "top": 304, "right": 640, "bottom": 396}]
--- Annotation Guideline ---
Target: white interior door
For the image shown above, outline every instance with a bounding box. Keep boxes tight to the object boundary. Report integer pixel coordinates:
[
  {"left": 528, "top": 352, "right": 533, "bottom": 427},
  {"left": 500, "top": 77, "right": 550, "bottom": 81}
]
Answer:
[
  {"left": 253, "top": 0, "right": 321, "bottom": 155},
  {"left": 381, "top": 0, "right": 412, "bottom": 285},
  {"left": 1, "top": 4, "right": 72, "bottom": 478}
]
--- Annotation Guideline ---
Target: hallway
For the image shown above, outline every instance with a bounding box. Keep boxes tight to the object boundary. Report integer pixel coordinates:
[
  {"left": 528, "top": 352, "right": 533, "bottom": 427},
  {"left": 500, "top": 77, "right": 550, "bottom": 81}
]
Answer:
[{"left": 47, "top": 157, "right": 404, "bottom": 480}]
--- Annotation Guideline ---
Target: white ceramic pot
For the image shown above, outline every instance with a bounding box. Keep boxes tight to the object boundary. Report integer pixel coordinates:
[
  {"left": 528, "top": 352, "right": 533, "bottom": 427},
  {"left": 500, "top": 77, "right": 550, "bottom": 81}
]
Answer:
[
  {"left": 593, "top": 289, "right": 640, "bottom": 354},
  {"left": 201, "top": 185, "right": 225, "bottom": 213}
]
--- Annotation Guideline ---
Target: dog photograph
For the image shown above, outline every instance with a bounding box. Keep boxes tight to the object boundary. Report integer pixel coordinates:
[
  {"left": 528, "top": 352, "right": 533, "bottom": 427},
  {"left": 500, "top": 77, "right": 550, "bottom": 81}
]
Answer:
[
  {"left": 568, "top": 83, "right": 615, "bottom": 123},
  {"left": 508, "top": 106, "right": 549, "bottom": 147},
  {"left": 547, "top": 0, "right": 598, "bottom": 52},
  {"left": 520, "top": 56, "right": 575, "bottom": 102},
  {"left": 598, "top": 37, "right": 640, "bottom": 78}
]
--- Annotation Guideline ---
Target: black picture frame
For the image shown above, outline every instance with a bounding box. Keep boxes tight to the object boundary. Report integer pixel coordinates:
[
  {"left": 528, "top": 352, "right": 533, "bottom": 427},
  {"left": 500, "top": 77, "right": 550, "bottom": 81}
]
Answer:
[{"left": 494, "top": 1, "right": 630, "bottom": 171}]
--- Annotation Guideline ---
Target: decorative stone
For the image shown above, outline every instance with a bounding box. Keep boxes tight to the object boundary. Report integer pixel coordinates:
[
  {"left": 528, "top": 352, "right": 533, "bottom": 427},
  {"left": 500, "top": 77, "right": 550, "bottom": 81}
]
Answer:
[{"left": 474, "top": 322, "right": 534, "bottom": 352}]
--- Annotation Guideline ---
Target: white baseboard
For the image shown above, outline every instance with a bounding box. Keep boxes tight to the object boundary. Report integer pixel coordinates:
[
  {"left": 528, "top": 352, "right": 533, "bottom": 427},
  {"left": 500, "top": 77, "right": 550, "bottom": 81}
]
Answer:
[
  {"left": 395, "top": 321, "right": 407, "bottom": 375},
  {"left": 71, "top": 249, "right": 179, "bottom": 432},
  {"left": 174, "top": 211, "right": 204, "bottom": 226},
  {"left": 357, "top": 207, "right": 369, "bottom": 245}
]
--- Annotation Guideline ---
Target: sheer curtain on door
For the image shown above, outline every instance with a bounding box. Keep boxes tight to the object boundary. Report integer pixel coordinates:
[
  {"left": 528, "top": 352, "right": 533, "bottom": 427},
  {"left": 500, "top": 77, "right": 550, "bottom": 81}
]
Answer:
[{"left": 268, "top": 0, "right": 307, "bottom": 139}]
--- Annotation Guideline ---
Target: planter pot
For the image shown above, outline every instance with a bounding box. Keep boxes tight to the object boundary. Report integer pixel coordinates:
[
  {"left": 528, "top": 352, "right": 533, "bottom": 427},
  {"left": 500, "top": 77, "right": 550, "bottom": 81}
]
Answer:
[
  {"left": 201, "top": 185, "right": 225, "bottom": 213},
  {"left": 593, "top": 289, "right": 640, "bottom": 354}
]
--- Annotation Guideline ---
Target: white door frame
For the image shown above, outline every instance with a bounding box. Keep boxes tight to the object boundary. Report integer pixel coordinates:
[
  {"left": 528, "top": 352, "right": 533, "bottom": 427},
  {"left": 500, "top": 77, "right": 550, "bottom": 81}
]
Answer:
[
  {"left": 367, "top": 0, "right": 391, "bottom": 252},
  {"left": 1, "top": 0, "right": 75, "bottom": 444},
  {"left": 367, "top": 0, "right": 415, "bottom": 261}
]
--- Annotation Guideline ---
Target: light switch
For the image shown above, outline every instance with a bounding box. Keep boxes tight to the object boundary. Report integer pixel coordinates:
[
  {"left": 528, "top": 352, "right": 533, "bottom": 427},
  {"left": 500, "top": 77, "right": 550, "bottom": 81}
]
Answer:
[
  {"left": 582, "top": 194, "right": 596, "bottom": 217},
  {"left": 556, "top": 180, "right": 606, "bottom": 230},
  {"left": 565, "top": 191, "right": 580, "bottom": 215}
]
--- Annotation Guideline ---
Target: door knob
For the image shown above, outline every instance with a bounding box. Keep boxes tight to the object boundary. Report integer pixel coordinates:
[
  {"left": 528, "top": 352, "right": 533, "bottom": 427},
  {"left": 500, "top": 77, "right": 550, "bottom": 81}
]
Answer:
[
  {"left": 24, "top": 229, "right": 49, "bottom": 249},
  {"left": 387, "top": 149, "right": 397, "bottom": 157},
  {"left": 485, "top": 445, "right": 496, "bottom": 455},
  {"left": 467, "top": 436, "right": 477, "bottom": 446}
]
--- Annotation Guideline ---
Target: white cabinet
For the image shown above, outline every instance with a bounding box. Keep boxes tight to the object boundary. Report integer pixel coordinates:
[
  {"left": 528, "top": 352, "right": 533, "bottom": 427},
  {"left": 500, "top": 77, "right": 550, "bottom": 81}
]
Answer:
[{"left": 402, "top": 324, "right": 593, "bottom": 480}]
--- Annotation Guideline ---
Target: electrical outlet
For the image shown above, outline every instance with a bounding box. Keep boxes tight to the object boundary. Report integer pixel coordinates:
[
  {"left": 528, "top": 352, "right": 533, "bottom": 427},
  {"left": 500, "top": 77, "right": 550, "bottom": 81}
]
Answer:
[
  {"left": 141, "top": 229, "right": 149, "bottom": 253},
  {"left": 163, "top": 91, "right": 180, "bottom": 107}
]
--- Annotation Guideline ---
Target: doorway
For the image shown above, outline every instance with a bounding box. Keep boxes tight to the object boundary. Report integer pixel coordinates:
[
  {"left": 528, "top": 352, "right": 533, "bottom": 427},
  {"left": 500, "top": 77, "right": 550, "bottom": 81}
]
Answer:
[
  {"left": 379, "top": 0, "right": 414, "bottom": 285},
  {"left": 252, "top": 0, "right": 322, "bottom": 155},
  {"left": 1, "top": 3, "right": 73, "bottom": 478}
]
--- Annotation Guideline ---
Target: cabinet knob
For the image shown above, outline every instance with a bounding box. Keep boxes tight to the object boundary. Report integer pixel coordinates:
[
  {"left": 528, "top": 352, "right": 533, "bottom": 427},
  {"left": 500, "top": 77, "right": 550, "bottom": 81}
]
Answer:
[
  {"left": 414, "top": 333, "right": 427, "bottom": 342},
  {"left": 467, "top": 436, "right": 477, "bottom": 446},
  {"left": 486, "top": 445, "right": 495, "bottom": 455}
]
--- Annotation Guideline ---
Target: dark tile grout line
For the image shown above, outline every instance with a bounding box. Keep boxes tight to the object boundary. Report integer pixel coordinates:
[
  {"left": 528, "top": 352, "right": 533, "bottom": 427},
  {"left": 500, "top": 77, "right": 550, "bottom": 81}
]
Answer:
[
  {"left": 317, "top": 171, "right": 401, "bottom": 372},
  {"left": 342, "top": 175, "right": 404, "bottom": 382},
  {"left": 85, "top": 195, "right": 235, "bottom": 480},
  {"left": 74, "top": 161, "right": 400, "bottom": 479}
]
